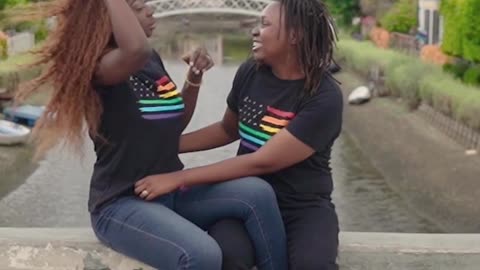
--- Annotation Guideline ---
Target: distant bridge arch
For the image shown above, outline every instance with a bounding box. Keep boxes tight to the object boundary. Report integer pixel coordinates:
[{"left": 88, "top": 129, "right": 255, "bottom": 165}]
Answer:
[{"left": 150, "top": 0, "right": 271, "bottom": 19}]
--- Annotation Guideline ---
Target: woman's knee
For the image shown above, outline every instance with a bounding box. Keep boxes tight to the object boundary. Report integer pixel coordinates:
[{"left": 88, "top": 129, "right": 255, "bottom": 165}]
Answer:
[
  {"left": 182, "top": 235, "right": 223, "bottom": 270},
  {"left": 230, "top": 177, "right": 277, "bottom": 204}
]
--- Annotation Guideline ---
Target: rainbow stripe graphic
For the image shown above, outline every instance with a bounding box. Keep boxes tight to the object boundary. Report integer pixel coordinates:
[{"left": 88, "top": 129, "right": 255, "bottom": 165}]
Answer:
[
  {"left": 134, "top": 75, "right": 184, "bottom": 120},
  {"left": 239, "top": 106, "right": 296, "bottom": 151}
]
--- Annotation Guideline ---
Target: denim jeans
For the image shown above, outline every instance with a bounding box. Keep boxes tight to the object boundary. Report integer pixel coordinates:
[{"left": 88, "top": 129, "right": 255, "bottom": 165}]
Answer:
[{"left": 90, "top": 177, "right": 287, "bottom": 270}]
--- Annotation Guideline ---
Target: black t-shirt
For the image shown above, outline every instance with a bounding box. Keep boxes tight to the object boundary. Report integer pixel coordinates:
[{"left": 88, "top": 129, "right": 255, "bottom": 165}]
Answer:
[
  {"left": 227, "top": 60, "right": 343, "bottom": 208},
  {"left": 88, "top": 52, "right": 184, "bottom": 213}
]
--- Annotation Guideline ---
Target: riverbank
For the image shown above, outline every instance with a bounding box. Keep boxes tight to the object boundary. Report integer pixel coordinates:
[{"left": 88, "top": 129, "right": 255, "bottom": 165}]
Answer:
[
  {"left": 337, "top": 71, "right": 480, "bottom": 232},
  {"left": 0, "top": 144, "right": 36, "bottom": 199}
]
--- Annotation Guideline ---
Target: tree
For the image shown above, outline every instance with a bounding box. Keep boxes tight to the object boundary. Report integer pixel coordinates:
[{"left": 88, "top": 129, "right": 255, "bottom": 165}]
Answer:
[
  {"left": 359, "top": 0, "right": 396, "bottom": 18},
  {"left": 324, "top": 0, "right": 360, "bottom": 26},
  {"left": 0, "top": 0, "right": 8, "bottom": 10},
  {"left": 461, "top": 0, "right": 480, "bottom": 62},
  {"left": 381, "top": 0, "right": 417, "bottom": 34},
  {"left": 441, "top": 0, "right": 480, "bottom": 62}
]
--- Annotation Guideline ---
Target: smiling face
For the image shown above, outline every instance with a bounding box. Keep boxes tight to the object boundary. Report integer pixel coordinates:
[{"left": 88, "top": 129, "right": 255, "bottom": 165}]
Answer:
[
  {"left": 251, "top": 2, "right": 294, "bottom": 66},
  {"left": 127, "top": 0, "right": 156, "bottom": 37}
]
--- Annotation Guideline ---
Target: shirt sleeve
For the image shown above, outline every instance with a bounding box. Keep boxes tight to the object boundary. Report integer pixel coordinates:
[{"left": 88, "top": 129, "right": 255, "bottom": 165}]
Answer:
[
  {"left": 286, "top": 83, "right": 343, "bottom": 152},
  {"left": 227, "top": 59, "right": 256, "bottom": 113}
]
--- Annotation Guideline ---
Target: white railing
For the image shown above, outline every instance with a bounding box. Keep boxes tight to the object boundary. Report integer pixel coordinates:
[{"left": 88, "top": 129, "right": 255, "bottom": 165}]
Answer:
[{"left": 149, "top": 0, "right": 272, "bottom": 18}]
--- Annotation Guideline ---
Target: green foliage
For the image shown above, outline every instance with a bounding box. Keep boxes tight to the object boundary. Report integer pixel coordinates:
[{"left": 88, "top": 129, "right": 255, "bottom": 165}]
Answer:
[
  {"left": 223, "top": 35, "right": 251, "bottom": 63},
  {"left": 12, "top": 20, "right": 34, "bottom": 31},
  {"left": 386, "top": 61, "right": 432, "bottom": 109},
  {"left": 462, "top": 0, "right": 480, "bottom": 62},
  {"left": 441, "top": 0, "right": 480, "bottom": 62},
  {"left": 324, "top": 0, "right": 360, "bottom": 26},
  {"left": 441, "top": 0, "right": 465, "bottom": 57},
  {"left": 0, "top": 38, "right": 6, "bottom": 59},
  {"left": 336, "top": 39, "right": 480, "bottom": 131},
  {"left": 34, "top": 20, "right": 48, "bottom": 42},
  {"left": 419, "top": 72, "right": 480, "bottom": 130},
  {"left": 0, "top": 0, "right": 30, "bottom": 10},
  {"left": 336, "top": 39, "right": 409, "bottom": 77},
  {"left": 443, "top": 61, "right": 470, "bottom": 79},
  {"left": 463, "top": 66, "right": 480, "bottom": 86},
  {"left": 381, "top": 0, "right": 417, "bottom": 34}
]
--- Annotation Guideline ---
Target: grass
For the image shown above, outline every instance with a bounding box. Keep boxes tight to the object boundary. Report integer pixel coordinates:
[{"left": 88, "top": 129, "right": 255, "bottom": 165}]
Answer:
[
  {"left": 0, "top": 52, "right": 40, "bottom": 92},
  {"left": 0, "top": 52, "right": 36, "bottom": 73},
  {"left": 0, "top": 51, "right": 49, "bottom": 106},
  {"left": 335, "top": 38, "right": 480, "bottom": 131},
  {"left": 223, "top": 34, "right": 251, "bottom": 63}
]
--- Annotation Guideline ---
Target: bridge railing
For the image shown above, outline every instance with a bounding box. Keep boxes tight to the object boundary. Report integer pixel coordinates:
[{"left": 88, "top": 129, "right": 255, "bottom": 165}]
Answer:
[{"left": 149, "top": 0, "right": 272, "bottom": 18}]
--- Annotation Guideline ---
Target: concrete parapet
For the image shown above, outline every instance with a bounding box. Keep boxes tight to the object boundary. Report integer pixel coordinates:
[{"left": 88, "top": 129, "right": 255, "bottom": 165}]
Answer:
[{"left": 1, "top": 228, "right": 479, "bottom": 270}]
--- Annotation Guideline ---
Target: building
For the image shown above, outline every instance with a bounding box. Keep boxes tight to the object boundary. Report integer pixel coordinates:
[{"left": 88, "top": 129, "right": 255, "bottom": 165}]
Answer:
[{"left": 418, "top": 0, "right": 443, "bottom": 45}]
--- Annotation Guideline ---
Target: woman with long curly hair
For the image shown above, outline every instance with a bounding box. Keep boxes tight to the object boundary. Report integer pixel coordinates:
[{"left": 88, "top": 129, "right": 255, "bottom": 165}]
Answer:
[
  {"left": 133, "top": 0, "right": 343, "bottom": 269},
  {"left": 16, "top": 0, "right": 288, "bottom": 269}
]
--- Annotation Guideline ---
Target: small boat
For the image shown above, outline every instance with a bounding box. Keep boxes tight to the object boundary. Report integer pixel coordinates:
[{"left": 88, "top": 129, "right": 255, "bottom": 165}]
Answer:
[
  {"left": 348, "top": 86, "right": 371, "bottom": 105},
  {"left": 0, "top": 120, "right": 31, "bottom": 145},
  {"left": 3, "top": 105, "right": 45, "bottom": 127}
]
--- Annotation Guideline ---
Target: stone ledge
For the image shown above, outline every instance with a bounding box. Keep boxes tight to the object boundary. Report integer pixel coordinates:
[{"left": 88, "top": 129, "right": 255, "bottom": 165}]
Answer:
[{"left": 1, "top": 228, "right": 480, "bottom": 270}]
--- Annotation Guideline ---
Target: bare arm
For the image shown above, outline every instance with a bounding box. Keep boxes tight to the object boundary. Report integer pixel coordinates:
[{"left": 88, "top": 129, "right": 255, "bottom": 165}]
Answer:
[
  {"left": 95, "top": 0, "right": 152, "bottom": 85},
  {"left": 180, "top": 48, "right": 214, "bottom": 131},
  {"left": 135, "top": 129, "right": 315, "bottom": 200},
  {"left": 180, "top": 108, "right": 240, "bottom": 153},
  {"left": 180, "top": 70, "right": 202, "bottom": 130},
  {"left": 177, "top": 129, "right": 314, "bottom": 186}
]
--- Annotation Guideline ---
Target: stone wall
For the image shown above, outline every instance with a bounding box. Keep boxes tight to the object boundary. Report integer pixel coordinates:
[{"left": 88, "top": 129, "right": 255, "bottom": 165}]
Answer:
[{"left": 1, "top": 228, "right": 479, "bottom": 270}]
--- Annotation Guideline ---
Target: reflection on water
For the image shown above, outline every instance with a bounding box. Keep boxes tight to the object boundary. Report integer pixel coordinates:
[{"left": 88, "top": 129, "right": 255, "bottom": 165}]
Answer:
[
  {"left": 332, "top": 133, "right": 442, "bottom": 233},
  {"left": 0, "top": 61, "right": 441, "bottom": 233}
]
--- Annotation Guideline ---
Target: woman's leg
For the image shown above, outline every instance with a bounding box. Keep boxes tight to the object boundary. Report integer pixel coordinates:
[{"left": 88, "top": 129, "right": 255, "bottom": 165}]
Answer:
[
  {"left": 91, "top": 195, "right": 222, "bottom": 270},
  {"left": 283, "top": 201, "right": 339, "bottom": 270},
  {"left": 209, "top": 219, "right": 256, "bottom": 270},
  {"left": 174, "top": 177, "right": 288, "bottom": 270}
]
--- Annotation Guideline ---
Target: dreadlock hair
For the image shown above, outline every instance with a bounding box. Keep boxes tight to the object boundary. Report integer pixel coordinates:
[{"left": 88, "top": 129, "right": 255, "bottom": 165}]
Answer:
[
  {"left": 276, "top": 0, "right": 337, "bottom": 95},
  {"left": 15, "top": 0, "right": 113, "bottom": 159}
]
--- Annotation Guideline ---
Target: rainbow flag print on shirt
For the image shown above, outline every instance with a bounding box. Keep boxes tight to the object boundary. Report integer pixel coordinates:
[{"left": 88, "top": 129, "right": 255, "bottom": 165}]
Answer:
[
  {"left": 131, "top": 75, "right": 185, "bottom": 120},
  {"left": 238, "top": 96, "right": 296, "bottom": 151}
]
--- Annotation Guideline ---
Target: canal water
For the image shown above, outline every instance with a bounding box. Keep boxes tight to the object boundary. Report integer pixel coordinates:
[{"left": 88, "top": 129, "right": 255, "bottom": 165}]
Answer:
[{"left": 0, "top": 61, "right": 441, "bottom": 233}]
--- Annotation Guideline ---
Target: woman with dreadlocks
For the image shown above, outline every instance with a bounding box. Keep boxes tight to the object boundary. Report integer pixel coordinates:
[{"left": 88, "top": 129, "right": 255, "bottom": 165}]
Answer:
[
  {"left": 16, "top": 0, "right": 289, "bottom": 269},
  {"left": 134, "top": 0, "right": 343, "bottom": 269}
]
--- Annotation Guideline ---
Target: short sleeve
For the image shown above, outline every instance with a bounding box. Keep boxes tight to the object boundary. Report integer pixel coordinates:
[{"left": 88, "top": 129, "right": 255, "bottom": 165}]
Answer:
[
  {"left": 286, "top": 82, "right": 343, "bottom": 152},
  {"left": 227, "top": 59, "right": 256, "bottom": 113}
]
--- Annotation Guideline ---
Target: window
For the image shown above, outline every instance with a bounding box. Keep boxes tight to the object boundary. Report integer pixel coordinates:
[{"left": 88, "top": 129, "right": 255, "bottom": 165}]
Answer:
[
  {"left": 425, "top": 9, "right": 431, "bottom": 43},
  {"left": 432, "top": 10, "right": 440, "bottom": 44}
]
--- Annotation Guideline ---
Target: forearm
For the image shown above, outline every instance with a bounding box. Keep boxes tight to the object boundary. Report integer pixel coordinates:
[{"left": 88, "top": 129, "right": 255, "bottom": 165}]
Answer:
[
  {"left": 181, "top": 70, "right": 202, "bottom": 130},
  {"left": 176, "top": 129, "right": 317, "bottom": 187},
  {"left": 104, "top": 0, "right": 150, "bottom": 55},
  {"left": 180, "top": 122, "right": 239, "bottom": 153},
  {"left": 177, "top": 153, "right": 275, "bottom": 187}
]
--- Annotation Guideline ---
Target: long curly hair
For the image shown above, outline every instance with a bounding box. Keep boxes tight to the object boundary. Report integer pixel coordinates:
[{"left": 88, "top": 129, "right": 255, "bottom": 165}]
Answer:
[{"left": 15, "top": 0, "right": 113, "bottom": 158}]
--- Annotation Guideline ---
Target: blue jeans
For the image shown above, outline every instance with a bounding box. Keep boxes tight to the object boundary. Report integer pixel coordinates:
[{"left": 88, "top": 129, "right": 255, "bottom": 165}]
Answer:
[{"left": 90, "top": 177, "right": 287, "bottom": 270}]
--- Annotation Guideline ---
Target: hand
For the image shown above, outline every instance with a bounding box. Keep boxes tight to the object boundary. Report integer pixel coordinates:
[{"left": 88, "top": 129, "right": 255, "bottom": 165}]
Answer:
[
  {"left": 182, "top": 46, "right": 214, "bottom": 76},
  {"left": 134, "top": 173, "right": 183, "bottom": 201}
]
